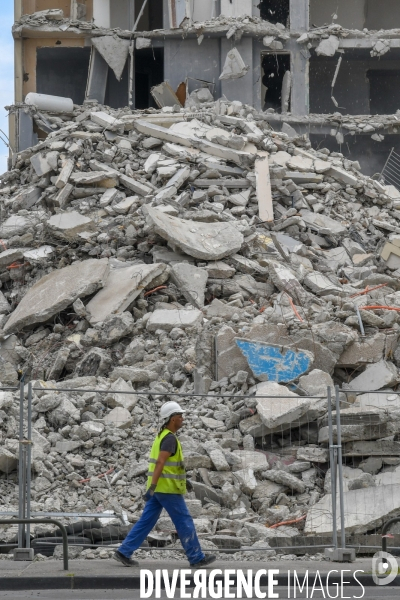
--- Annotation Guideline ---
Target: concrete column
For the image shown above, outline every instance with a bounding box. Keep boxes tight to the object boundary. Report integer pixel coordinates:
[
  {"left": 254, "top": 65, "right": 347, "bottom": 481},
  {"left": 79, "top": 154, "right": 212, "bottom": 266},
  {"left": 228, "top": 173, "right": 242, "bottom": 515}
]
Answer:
[
  {"left": 289, "top": 0, "right": 309, "bottom": 116},
  {"left": 290, "top": 0, "right": 309, "bottom": 32},
  {"left": 14, "top": 38, "right": 23, "bottom": 103},
  {"left": 14, "top": 0, "right": 24, "bottom": 21}
]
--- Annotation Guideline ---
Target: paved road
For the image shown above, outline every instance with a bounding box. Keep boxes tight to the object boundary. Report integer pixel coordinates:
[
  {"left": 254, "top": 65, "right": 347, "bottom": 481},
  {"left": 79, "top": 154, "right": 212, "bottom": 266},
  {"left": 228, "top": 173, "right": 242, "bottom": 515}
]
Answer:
[{"left": 0, "top": 588, "right": 398, "bottom": 599}]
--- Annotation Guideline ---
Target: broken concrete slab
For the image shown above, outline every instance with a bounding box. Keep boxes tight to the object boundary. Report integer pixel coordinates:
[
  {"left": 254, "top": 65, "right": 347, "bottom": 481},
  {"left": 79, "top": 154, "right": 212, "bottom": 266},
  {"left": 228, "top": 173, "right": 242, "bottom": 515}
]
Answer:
[
  {"left": 255, "top": 154, "right": 273, "bottom": 222},
  {"left": 219, "top": 48, "right": 249, "bottom": 80},
  {"left": 300, "top": 211, "right": 347, "bottom": 236},
  {"left": 146, "top": 206, "right": 244, "bottom": 260},
  {"left": 55, "top": 159, "right": 74, "bottom": 189},
  {"left": 236, "top": 339, "right": 313, "bottom": 383},
  {"left": 90, "top": 111, "right": 124, "bottom": 130},
  {"left": 46, "top": 212, "right": 95, "bottom": 240},
  {"left": 4, "top": 258, "right": 109, "bottom": 334},
  {"left": 255, "top": 381, "right": 311, "bottom": 430},
  {"left": 11, "top": 185, "right": 41, "bottom": 210},
  {"left": 304, "top": 272, "right": 343, "bottom": 296},
  {"left": 0, "top": 448, "right": 18, "bottom": 474},
  {"left": 104, "top": 406, "right": 133, "bottom": 429},
  {"left": 91, "top": 36, "right": 130, "bottom": 81},
  {"left": 0, "top": 248, "right": 25, "bottom": 268},
  {"left": 298, "top": 369, "right": 333, "bottom": 397},
  {"left": 86, "top": 263, "right": 169, "bottom": 324},
  {"left": 343, "top": 440, "right": 400, "bottom": 457},
  {"left": 338, "top": 333, "right": 389, "bottom": 367},
  {"left": 232, "top": 450, "right": 268, "bottom": 473},
  {"left": 146, "top": 309, "right": 203, "bottom": 332},
  {"left": 305, "top": 484, "right": 400, "bottom": 535},
  {"left": 344, "top": 360, "right": 399, "bottom": 393},
  {"left": 170, "top": 263, "right": 208, "bottom": 308},
  {"left": 216, "top": 325, "right": 250, "bottom": 380},
  {"left": 0, "top": 215, "right": 33, "bottom": 238}
]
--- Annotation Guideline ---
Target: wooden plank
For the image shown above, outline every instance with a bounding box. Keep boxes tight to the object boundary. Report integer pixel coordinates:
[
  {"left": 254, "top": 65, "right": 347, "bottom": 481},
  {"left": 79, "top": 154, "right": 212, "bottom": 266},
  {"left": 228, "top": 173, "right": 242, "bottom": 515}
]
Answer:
[{"left": 255, "top": 152, "right": 273, "bottom": 222}]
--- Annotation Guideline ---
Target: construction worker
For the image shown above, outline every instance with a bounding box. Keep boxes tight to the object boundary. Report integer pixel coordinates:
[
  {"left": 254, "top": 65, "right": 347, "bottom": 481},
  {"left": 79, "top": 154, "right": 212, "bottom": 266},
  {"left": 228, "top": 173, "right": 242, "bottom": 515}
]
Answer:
[{"left": 114, "top": 401, "right": 216, "bottom": 568}]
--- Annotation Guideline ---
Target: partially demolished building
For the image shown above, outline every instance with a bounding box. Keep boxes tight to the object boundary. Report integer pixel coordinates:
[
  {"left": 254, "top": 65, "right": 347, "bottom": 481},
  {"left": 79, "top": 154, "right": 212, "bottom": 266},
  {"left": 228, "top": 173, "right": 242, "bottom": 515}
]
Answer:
[
  {"left": 11, "top": 1, "right": 400, "bottom": 174},
  {"left": 3, "top": 0, "right": 400, "bottom": 561}
]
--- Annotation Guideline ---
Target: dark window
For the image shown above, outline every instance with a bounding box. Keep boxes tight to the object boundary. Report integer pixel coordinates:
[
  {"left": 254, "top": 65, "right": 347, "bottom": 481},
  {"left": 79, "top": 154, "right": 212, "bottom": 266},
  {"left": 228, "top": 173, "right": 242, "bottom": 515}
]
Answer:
[
  {"left": 135, "top": 0, "right": 163, "bottom": 31},
  {"left": 36, "top": 47, "right": 91, "bottom": 105},
  {"left": 261, "top": 53, "right": 291, "bottom": 112},
  {"left": 368, "top": 70, "right": 400, "bottom": 115},
  {"left": 105, "top": 60, "right": 129, "bottom": 109},
  {"left": 135, "top": 48, "right": 164, "bottom": 109},
  {"left": 258, "top": 0, "right": 289, "bottom": 25}
]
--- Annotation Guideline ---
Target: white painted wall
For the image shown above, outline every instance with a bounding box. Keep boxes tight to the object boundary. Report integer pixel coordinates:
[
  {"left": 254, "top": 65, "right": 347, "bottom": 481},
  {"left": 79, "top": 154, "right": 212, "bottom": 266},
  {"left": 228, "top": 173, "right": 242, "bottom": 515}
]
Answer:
[
  {"left": 220, "top": 0, "right": 252, "bottom": 18},
  {"left": 93, "top": 0, "right": 111, "bottom": 28},
  {"left": 310, "top": 0, "right": 365, "bottom": 29},
  {"left": 190, "top": 0, "right": 216, "bottom": 22}
]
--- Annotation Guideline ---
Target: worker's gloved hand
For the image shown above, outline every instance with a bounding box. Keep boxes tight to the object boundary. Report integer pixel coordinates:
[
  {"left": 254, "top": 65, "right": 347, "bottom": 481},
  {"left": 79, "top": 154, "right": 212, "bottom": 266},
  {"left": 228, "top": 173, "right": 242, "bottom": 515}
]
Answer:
[
  {"left": 143, "top": 484, "right": 156, "bottom": 502},
  {"left": 186, "top": 479, "right": 193, "bottom": 492}
]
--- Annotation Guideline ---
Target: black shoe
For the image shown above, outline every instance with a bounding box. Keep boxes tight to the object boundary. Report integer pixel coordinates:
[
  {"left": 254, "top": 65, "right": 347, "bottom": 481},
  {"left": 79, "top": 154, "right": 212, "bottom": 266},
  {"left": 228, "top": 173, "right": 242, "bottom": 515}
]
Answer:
[
  {"left": 190, "top": 554, "right": 217, "bottom": 568},
  {"left": 113, "top": 551, "right": 139, "bottom": 567}
]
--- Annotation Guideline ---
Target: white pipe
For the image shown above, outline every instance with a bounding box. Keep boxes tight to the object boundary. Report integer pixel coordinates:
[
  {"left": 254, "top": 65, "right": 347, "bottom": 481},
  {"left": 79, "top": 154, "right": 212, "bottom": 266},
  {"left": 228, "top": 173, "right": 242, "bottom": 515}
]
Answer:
[{"left": 25, "top": 93, "right": 74, "bottom": 113}]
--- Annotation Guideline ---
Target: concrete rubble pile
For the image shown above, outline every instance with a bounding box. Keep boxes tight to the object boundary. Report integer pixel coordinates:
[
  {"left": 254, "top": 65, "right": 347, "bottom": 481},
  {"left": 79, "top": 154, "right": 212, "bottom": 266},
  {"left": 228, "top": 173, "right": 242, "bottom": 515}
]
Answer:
[{"left": 2, "top": 94, "right": 400, "bottom": 559}]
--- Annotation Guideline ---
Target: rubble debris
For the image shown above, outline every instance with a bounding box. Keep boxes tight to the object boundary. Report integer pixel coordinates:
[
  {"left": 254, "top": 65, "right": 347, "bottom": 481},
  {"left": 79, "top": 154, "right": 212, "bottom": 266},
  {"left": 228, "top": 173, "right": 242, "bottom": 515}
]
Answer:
[
  {"left": 91, "top": 36, "right": 130, "bottom": 81},
  {"left": 3, "top": 94, "right": 400, "bottom": 558}
]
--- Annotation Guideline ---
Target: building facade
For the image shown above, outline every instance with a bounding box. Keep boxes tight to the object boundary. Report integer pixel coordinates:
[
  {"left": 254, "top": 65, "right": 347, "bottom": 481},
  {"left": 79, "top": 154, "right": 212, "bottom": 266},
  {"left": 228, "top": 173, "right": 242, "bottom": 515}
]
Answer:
[{"left": 11, "top": 1, "right": 400, "bottom": 175}]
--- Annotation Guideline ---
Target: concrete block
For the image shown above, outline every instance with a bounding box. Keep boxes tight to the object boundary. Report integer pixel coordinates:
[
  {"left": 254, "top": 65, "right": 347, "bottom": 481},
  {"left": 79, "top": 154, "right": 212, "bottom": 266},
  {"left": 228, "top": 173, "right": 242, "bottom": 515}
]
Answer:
[
  {"left": 13, "top": 549, "right": 34, "bottom": 561},
  {"left": 255, "top": 381, "right": 310, "bottom": 429},
  {"left": 46, "top": 211, "right": 95, "bottom": 240},
  {"left": 325, "top": 548, "right": 356, "bottom": 563},
  {"left": 147, "top": 309, "right": 203, "bottom": 332},
  {"left": 170, "top": 262, "right": 208, "bottom": 308}
]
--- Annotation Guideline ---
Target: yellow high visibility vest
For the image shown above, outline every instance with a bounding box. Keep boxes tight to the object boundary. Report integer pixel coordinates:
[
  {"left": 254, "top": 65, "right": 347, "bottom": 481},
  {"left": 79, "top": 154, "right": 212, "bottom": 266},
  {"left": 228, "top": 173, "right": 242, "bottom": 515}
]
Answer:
[{"left": 146, "top": 429, "right": 186, "bottom": 494}]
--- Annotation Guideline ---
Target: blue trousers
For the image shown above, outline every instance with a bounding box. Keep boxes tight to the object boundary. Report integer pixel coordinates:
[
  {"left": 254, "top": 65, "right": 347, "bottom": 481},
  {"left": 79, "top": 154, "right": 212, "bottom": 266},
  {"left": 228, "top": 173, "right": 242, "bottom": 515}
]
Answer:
[{"left": 118, "top": 493, "right": 204, "bottom": 565}]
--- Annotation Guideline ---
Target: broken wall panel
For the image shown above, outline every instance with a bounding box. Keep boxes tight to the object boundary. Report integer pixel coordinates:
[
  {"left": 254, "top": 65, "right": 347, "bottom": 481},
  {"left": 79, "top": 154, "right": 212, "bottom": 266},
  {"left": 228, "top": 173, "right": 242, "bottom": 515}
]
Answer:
[
  {"left": 258, "top": 0, "right": 289, "bottom": 26},
  {"left": 164, "top": 38, "right": 221, "bottom": 99},
  {"left": 220, "top": 38, "right": 253, "bottom": 105}
]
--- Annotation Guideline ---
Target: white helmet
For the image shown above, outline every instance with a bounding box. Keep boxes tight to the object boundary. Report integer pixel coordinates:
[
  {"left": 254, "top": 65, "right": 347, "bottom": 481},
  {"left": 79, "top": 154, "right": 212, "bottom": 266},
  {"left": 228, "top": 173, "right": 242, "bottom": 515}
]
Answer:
[{"left": 160, "top": 401, "right": 185, "bottom": 421}]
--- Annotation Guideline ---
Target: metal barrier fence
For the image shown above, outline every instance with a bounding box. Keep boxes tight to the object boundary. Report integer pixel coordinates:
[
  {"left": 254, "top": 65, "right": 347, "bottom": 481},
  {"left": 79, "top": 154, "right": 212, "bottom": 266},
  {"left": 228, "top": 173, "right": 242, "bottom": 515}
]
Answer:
[{"left": 0, "top": 380, "right": 378, "bottom": 560}]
